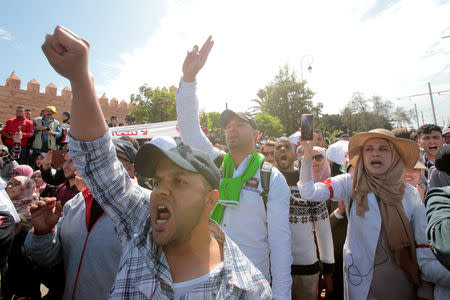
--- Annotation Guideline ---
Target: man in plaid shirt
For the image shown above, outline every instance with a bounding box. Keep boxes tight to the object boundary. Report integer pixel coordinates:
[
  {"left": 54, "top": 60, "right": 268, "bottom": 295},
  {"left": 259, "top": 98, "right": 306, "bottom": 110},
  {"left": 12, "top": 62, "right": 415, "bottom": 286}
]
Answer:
[{"left": 43, "top": 25, "right": 271, "bottom": 299}]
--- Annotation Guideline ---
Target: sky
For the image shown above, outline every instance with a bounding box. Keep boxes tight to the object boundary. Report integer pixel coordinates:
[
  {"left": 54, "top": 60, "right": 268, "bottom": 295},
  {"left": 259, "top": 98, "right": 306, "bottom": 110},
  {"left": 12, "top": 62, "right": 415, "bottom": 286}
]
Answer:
[{"left": 1, "top": 0, "right": 450, "bottom": 128}]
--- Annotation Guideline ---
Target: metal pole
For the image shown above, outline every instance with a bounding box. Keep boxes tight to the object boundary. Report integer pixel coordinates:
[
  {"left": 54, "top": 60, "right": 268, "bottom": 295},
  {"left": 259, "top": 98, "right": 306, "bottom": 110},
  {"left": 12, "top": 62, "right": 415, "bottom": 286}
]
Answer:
[
  {"left": 225, "top": 102, "right": 228, "bottom": 110},
  {"left": 421, "top": 111, "right": 425, "bottom": 125},
  {"left": 414, "top": 104, "right": 420, "bottom": 128},
  {"left": 427, "top": 82, "right": 437, "bottom": 125}
]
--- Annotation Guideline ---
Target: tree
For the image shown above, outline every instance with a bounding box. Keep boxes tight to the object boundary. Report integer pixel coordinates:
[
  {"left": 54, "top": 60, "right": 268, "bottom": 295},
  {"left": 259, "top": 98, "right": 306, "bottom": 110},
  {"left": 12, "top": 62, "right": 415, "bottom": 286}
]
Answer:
[
  {"left": 392, "top": 106, "right": 414, "bottom": 128},
  {"left": 252, "top": 65, "right": 320, "bottom": 134},
  {"left": 130, "top": 85, "right": 177, "bottom": 123},
  {"left": 207, "top": 112, "right": 221, "bottom": 129},
  {"left": 253, "top": 113, "right": 285, "bottom": 138}
]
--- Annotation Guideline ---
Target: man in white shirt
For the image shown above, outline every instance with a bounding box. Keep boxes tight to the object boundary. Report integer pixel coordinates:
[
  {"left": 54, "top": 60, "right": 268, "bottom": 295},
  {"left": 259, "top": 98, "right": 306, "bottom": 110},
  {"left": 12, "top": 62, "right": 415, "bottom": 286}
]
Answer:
[{"left": 176, "top": 36, "right": 292, "bottom": 299}]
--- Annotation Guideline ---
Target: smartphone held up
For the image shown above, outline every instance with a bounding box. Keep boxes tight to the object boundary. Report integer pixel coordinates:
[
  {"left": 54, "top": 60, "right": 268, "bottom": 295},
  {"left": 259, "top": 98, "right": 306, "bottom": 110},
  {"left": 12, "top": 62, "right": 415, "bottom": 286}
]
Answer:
[{"left": 301, "top": 114, "right": 314, "bottom": 141}]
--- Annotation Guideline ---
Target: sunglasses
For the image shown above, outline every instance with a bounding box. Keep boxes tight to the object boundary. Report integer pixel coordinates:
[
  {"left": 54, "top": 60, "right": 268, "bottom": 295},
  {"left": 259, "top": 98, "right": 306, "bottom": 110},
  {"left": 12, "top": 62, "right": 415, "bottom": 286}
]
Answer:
[
  {"left": 7, "top": 181, "right": 20, "bottom": 187},
  {"left": 262, "top": 151, "right": 274, "bottom": 157},
  {"left": 313, "top": 154, "right": 324, "bottom": 162}
]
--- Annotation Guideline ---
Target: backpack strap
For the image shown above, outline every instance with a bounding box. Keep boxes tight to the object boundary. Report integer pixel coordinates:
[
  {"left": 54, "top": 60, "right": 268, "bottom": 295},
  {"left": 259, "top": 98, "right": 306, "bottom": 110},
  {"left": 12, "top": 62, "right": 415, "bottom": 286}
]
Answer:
[{"left": 259, "top": 161, "right": 273, "bottom": 212}]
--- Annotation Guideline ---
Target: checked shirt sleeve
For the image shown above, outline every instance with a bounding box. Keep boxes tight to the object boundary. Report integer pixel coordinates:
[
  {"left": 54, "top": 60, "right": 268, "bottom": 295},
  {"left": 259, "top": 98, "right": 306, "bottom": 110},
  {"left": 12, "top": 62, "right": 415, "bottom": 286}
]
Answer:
[{"left": 69, "top": 131, "right": 150, "bottom": 243}]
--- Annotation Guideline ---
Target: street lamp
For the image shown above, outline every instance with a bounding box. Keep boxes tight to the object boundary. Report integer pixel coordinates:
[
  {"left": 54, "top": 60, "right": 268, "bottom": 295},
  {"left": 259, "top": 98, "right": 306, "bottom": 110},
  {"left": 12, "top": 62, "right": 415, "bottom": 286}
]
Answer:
[{"left": 300, "top": 54, "right": 314, "bottom": 82}]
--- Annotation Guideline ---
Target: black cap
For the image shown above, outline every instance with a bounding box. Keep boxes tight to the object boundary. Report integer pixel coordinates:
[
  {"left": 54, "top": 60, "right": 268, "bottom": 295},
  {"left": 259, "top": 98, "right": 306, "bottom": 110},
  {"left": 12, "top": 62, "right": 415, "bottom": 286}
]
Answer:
[
  {"left": 219, "top": 110, "right": 258, "bottom": 129},
  {"left": 134, "top": 143, "right": 221, "bottom": 189},
  {"left": 435, "top": 144, "right": 450, "bottom": 176},
  {"left": 113, "top": 139, "right": 137, "bottom": 163}
]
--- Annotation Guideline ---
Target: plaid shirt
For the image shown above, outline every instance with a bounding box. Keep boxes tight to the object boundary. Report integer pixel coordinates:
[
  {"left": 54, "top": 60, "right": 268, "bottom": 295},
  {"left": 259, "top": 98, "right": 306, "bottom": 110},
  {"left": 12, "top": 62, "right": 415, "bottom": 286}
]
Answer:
[
  {"left": 54, "top": 180, "right": 79, "bottom": 206},
  {"left": 1, "top": 142, "right": 21, "bottom": 165},
  {"left": 69, "top": 131, "right": 272, "bottom": 299}
]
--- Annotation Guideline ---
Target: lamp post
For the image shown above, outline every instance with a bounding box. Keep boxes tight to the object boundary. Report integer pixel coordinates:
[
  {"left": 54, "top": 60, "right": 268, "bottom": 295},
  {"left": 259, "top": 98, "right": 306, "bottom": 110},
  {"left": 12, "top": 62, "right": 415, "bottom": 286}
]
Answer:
[{"left": 300, "top": 54, "right": 314, "bottom": 82}]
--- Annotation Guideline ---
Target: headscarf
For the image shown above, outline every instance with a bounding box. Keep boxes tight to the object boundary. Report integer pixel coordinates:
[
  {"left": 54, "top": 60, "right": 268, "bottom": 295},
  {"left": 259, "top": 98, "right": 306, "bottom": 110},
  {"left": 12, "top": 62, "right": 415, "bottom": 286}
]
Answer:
[
  {"left": 32, "top": 170, "right": 46, "bottom": 194},
  {"left": 9, "top": 176, "right": 36, "bottom": 218},
  {"left": 351, "top": 140, "right": 421, "bottom": 286},
  {"left": 13, "top": 165, "right": 34, "bottom": 178},
  {"left": 312, "top": 146, "right": 331, "bottom": 182}
]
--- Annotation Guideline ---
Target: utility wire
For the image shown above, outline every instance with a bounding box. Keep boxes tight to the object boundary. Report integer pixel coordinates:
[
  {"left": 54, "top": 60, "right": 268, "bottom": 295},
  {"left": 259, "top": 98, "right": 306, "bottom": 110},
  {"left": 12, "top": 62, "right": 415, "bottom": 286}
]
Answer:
[{"left": 395, "top": 89, "right": 450, "bottom": 100}]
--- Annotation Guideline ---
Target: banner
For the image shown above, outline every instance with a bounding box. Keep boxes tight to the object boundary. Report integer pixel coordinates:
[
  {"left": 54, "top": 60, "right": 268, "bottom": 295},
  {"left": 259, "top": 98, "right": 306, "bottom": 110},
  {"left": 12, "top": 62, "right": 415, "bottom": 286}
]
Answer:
[{"left": 109, "top": 121, "right": 179, "bottom": 139}]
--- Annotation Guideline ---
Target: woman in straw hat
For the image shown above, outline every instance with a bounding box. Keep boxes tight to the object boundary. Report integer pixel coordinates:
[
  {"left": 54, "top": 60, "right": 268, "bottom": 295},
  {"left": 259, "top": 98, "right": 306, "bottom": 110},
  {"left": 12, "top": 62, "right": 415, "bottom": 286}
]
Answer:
[{"left": 298, "top": 128, "right": 449, "bottom": 299}]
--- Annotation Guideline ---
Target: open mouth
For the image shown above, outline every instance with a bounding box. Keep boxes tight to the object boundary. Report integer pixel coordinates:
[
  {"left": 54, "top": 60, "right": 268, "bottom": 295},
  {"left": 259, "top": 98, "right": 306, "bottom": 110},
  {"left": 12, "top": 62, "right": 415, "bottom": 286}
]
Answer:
[
  {"left": 279, "top": 154, "right": 288, "bottom": 162},
  {"left": 156, "top": 205, "right": 171, "bottom": 224},
  {"left": 429, "top": 146, "right": 438, "bottom": 152},
  {"left": 370, "top": 160, "right": 382, "bottom": 168}
]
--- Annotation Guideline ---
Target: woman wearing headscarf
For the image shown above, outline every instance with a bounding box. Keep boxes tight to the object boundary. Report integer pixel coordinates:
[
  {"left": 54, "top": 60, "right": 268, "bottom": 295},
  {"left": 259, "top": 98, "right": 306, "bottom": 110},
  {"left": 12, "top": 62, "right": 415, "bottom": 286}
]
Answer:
[
  {"left": 31, "top": 170, "right": 46, "bottom": 196},
  {"left": 4, "top": 175, "right": 40, "bottom": 299},
  {"left": 290, "top": 145, "right": 334, "bottom": 300},
  {"left": 6, "top": 175, "right": 36, "bottom": 232},
  {"left": 298, "top": 128, "right": 449, "bottom": 299},
  {"left": 13, "top": 164, "right": 34, "bottom": 179}
]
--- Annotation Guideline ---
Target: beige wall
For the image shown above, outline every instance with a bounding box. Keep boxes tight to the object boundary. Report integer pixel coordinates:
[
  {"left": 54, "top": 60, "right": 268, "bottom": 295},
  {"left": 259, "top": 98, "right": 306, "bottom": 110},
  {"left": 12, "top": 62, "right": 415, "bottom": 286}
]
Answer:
[{"left": 0, "top": 72, "right": 133, "bottom": 125}]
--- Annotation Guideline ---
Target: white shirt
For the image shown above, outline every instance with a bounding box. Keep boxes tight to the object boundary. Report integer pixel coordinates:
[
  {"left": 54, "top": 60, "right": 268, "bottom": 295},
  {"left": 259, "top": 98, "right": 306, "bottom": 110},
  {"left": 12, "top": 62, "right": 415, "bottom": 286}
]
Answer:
[
  {"left": 176, "top": 79, "right": 292, "bottom": 300},
  {"left": 298, "top": 159, "right": 450, "bottom": 300},
  {"left": 173, "top": 262, "right": 224, "bottom": 298},
  {"left": 0, "top": 177, "right": 20, "bottom": 222}
]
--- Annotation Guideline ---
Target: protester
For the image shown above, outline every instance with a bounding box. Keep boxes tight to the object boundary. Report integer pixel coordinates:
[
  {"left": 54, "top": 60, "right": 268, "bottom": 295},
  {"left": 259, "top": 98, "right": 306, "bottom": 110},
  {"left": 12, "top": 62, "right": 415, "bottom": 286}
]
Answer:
[
  {"left": 298, "top": 128, "right": 449, "bottom": 299},
  {"left": 404, "top": 160, "right": 428, "bottom": 202},
  {"left": 1, "top": 105, "right": 34, "bottom": 164},
  {"left": 40, "top": 25, "right": 272, "bottom": 299},
  {"left": 31, "top": 105, "right": 62, "bottom": 159},
  {"left": 417, "top": 124, "right": 445, "bottom": 170},
  {"left": 31, "top": 170, "right": 46, "bottom": 195},
  {"left": 428, "top": 144, "right": 450, "bottom": 189},
  {"left": 425, "top": 187, "right": 450, "bottom": 299},
  {"left": 274, "top": 137, "right": 334, "bottom": 299},
  {"left": 176, "top": 36, "right": 292, "bottom": 299},
  {"left": 108, "top": 115, "right": 118, "bottom": 127},
  {"left": 442, "top": 125, "right": 450, "bottom": 145},
  {"left": 25, "top": 171, "right": 122, "bottom": 300},
  {"left": 260, "top": 140, "right": 276, "bottom": 165},
  {"left": 53, "top": 154, "right": 79, "bottom": 206},
  {"left": 314, "top": 129, "right": 328, "bottom": 148},
  {"left": 0, "top": 132, "right": 23, "bottom": 181},
  {"left": 13, "top": 164, "right": 34, "bottom": 178},
  {"left": 25, "top": 108, "right": 32, "bottom": 120}
]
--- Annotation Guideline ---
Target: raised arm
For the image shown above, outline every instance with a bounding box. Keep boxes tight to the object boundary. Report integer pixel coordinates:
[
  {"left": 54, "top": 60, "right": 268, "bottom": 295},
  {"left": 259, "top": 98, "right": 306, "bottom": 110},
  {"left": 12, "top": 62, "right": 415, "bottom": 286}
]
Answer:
[
  {"left": 41, "top": 26, "right": 150, "bottom": 242},
  {"left": 298, "top": 136, "right": 351, "bottom": 203},
  {"left": 176, "top": 36, "right": 222, "bottom": 161},
  {"left": 41, "top": 26, "right": 107, "bottom": 141}
]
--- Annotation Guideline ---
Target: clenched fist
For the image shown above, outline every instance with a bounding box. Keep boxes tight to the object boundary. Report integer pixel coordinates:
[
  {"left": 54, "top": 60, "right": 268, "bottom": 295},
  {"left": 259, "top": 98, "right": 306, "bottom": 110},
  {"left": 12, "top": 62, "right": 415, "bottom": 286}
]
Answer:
[{"left": 42, "top": 26, "right": 91, "bottom": 82}]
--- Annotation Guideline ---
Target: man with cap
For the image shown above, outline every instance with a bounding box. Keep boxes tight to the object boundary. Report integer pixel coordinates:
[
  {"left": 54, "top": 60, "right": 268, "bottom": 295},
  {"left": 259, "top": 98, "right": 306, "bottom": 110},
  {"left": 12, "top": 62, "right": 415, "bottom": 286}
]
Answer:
[
  {"left": 176, "top": 36, "right": 292, "bottom": 299},
  {"left": 32, "top": 105, "right": 62, "bottom": 156},
  {"left": 40, "top": 25, "right": 271, "bottom": 298}
]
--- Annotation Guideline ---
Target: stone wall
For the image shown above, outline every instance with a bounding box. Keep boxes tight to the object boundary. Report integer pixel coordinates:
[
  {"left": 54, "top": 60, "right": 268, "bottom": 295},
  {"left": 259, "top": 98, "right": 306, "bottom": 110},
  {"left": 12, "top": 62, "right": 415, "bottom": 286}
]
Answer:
[{"left": 0, "top": 71, "right": 134, "bottom": 125}]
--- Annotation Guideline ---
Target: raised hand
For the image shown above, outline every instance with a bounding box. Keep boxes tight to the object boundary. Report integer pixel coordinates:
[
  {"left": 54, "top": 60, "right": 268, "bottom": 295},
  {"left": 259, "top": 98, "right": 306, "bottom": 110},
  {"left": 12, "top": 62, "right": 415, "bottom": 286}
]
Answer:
[
  {"left": 182, "top": 35, "right": 214, "bottom": 82},
  {"left": 30, "top": 197, "right": 62, "bottom": 235},
  {"left": 41, "top": 26, "right": 91, "bottom": 82},
  {"left": 299, "top": 131, "right": 318, "bottom": 161}
]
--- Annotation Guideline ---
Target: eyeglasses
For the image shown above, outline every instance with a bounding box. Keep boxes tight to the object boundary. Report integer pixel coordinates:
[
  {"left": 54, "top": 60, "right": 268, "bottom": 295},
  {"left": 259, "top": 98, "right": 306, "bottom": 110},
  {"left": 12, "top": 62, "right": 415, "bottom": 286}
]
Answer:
[
  {"left": 7, "top": 181, "right": 20, "bottom": 187},
  {"left": 313, "top": 154, "right": 324, "bottom": 161},
  {"left": 262, "top": 151, "right": 274, "bottom": 157}
]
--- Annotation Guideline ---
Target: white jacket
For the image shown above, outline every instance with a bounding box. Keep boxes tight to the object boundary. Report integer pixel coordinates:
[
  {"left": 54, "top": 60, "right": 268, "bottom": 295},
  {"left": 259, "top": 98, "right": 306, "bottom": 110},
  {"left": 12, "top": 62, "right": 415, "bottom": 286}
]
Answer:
[
  {"left": 298, "top": 160, "right": 450, "bottom": 300},
  {"left": 176, "top": 79, "right": 292, "bottom": 300}
]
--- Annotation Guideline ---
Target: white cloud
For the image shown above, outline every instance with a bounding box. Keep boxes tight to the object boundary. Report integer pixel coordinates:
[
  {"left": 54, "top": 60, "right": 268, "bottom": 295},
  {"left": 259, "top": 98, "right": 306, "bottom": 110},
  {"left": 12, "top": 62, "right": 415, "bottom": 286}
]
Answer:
[
  {"left": 95, "top": 0, "right": 450, "bottom": 127},
  {"left": 0, "top": 28, "right": 13, "bottom": 40}
]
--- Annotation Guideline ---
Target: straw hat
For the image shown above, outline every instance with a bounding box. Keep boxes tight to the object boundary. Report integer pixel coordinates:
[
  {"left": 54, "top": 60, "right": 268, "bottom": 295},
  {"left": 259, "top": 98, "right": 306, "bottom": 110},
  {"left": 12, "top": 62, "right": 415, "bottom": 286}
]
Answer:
[
  {"left": 349, "top": 128, "right": 419, "bottom": 169},
  {"left": 412, "top": 160, "right": 427, "bottom": 171}
]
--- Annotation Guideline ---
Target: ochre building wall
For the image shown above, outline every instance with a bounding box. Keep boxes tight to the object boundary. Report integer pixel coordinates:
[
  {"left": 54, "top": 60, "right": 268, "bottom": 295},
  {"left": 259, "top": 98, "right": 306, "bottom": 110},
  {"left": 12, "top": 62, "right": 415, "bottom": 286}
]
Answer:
[{"left": 0, "top": 72, "right": 134, "bottom": 124}]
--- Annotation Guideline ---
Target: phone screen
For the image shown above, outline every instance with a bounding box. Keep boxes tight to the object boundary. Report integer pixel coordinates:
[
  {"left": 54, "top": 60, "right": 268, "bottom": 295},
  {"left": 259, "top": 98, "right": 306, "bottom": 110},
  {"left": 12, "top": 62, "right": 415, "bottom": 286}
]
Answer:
[{"left": 301, "top": 114, "right": 314, "bottom": 140}]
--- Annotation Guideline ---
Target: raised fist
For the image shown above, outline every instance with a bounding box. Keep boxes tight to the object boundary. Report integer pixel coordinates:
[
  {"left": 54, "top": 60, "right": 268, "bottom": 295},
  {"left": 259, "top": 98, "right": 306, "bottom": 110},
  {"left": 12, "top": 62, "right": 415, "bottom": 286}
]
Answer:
[{"left": 42, "top": 26, "right": 91, "bottom": 82}]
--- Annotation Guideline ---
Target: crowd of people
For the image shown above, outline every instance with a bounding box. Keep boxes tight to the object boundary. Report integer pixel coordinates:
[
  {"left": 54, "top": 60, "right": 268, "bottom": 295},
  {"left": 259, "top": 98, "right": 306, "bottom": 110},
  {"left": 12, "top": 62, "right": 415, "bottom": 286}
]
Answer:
[{"left": 0, "top": 26, "right": 449, "bottom": 300}]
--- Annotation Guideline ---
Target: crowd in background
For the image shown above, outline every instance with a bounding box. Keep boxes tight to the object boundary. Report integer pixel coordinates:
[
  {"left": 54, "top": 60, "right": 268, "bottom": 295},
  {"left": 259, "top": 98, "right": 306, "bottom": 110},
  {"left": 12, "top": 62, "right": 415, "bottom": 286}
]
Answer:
[{"left": 0, "top": 26, "right": 450, "bottom": 300}]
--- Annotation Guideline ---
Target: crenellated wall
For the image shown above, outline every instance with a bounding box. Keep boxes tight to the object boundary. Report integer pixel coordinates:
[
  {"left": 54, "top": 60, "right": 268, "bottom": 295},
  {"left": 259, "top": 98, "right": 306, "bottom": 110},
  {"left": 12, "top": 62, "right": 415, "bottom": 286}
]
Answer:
[{"left": 0, "top": 71, "right": 132, "bottom": 125}]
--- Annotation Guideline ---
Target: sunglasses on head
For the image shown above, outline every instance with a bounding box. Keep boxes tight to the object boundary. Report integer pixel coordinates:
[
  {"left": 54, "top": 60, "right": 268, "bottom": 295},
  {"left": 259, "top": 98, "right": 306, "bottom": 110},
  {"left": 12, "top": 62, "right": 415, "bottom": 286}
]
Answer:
[{"left": 313, "top": 154, "right": 324, "bottom": 161}]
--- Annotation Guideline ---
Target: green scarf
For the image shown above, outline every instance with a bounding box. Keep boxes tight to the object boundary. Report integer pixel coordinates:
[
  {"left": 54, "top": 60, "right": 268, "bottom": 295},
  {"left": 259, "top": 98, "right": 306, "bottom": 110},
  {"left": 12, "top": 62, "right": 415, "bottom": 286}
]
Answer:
[{"left": 210, "top": 151, "right": 265, "bottom": 224}]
